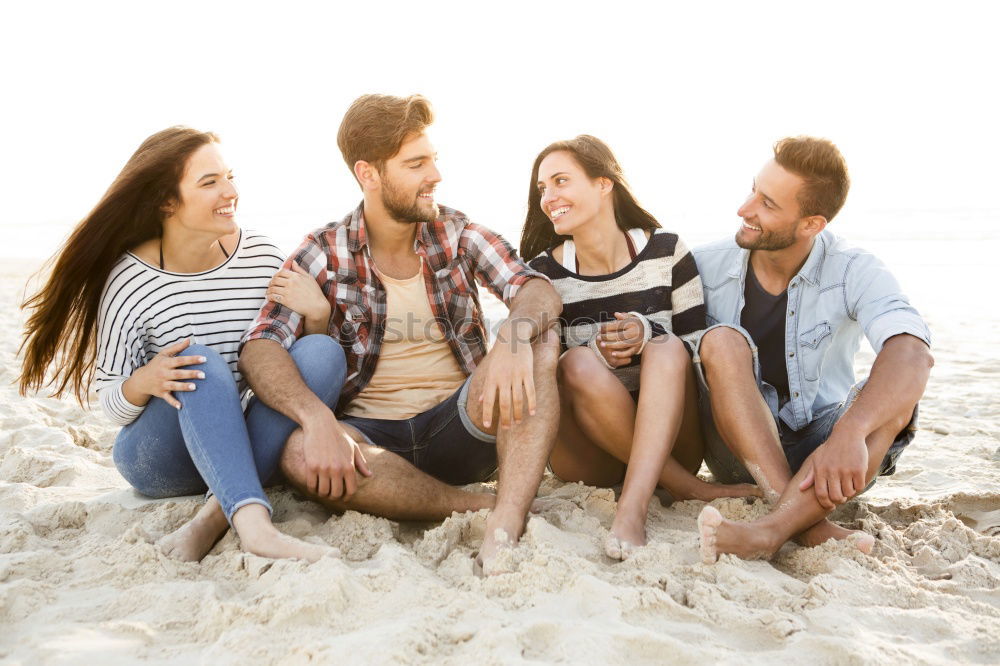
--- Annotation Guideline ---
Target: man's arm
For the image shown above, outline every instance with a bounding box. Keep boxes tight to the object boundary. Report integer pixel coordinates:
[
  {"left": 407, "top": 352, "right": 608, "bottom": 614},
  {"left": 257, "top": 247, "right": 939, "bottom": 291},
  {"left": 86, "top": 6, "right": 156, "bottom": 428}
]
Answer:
[
  {"left": 240, "top": 339, "right": 370, "bottom": 499},
  {"left": 801, "top": 333, "right": 933, "bottom": 508},
  {"left": 479, "top": 278, "right": 562, "bottom": 429}
]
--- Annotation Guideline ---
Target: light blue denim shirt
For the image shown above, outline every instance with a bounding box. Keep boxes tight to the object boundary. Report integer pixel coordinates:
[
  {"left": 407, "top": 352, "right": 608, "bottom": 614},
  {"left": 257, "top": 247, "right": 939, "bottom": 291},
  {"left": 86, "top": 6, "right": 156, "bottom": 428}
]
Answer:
[{"left": 693, "top": 230, "right": 931, "bottom": 431}]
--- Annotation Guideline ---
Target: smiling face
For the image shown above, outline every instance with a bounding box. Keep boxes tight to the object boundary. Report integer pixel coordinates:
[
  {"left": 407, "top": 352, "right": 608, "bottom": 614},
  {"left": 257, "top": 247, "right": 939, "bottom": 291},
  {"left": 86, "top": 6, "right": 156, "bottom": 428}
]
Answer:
[
  {"left": 376, "top": 132, "right": 441, "bottom": 224},
  {"left": 164, "top": 142, "right": 238, "bottom": 237},
  {"left": 735, "top": 159, "right": 807, "bottom": 251},
  {"left": 536, "top": 150, "right": 609, "bottom": 236}
]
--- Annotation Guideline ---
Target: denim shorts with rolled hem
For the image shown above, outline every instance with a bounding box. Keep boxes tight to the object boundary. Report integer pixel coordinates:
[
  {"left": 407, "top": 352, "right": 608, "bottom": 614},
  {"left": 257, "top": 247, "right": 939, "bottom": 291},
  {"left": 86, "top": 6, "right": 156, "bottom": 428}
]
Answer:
[
  {"left": 339, "top": 377, "right": 498, "bottom": 486},
  {"left": 690, "top": 324, "right": 917, "bottom": 490}
]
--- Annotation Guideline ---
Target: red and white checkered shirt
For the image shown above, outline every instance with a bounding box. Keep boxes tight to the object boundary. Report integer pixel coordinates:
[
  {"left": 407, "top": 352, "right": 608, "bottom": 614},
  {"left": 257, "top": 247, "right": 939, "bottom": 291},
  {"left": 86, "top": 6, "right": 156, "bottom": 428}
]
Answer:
[{"left": 241, "top": 202, "right": 548, "bottom": 412}]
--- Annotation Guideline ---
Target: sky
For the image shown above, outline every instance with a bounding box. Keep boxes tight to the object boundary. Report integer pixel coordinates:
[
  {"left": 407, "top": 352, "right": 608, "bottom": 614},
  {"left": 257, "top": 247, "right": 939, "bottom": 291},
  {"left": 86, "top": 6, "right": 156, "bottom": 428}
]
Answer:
[{"left": 2, "top": 1, "right": 997, "bottom": 258}]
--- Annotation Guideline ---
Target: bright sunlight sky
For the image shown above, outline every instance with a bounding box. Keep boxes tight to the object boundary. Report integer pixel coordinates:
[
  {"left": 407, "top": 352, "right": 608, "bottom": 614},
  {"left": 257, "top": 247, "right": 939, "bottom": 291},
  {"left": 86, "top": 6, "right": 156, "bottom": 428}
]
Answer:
[{"left": 2, "top": 1, "right": 997, "bottom": 257}]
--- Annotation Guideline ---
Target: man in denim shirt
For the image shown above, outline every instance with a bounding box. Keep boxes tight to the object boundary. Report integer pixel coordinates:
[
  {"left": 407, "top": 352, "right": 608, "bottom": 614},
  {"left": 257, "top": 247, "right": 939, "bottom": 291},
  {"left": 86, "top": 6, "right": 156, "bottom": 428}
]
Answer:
[{"left": 692, "top": 137, "right": 933, "bottom": 563}]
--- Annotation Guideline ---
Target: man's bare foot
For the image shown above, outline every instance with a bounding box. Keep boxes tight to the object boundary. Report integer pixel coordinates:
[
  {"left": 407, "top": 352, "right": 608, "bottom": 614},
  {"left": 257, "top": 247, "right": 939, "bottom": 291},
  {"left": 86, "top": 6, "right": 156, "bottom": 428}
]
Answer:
[
  {"left": 475, "top": 509, "right": 524, "bottom": 576},
  {"left": 798, "top": 519, "right": 875, "bottom": 553},
  {"left": 697, "top": 505, "right": 779, "bottom": 563},
  {"left": 605, "top": 508, "right": 646, "bottom": 561},
  {"left": 676, "top": 479, "right": 763, "bottom": 503},
  {"left": 158, "top": 498, "right": 229, "bottom": 562},
  {"left": 239, "top": 527, "right": 339, "bottom": 563}
]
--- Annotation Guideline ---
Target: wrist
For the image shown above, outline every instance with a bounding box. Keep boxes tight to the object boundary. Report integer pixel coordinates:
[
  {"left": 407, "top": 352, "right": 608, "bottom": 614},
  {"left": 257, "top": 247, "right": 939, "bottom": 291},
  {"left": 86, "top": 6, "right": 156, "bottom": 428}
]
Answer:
[{"left": 497, "top": 318, "right": 534, "bottom": 351}]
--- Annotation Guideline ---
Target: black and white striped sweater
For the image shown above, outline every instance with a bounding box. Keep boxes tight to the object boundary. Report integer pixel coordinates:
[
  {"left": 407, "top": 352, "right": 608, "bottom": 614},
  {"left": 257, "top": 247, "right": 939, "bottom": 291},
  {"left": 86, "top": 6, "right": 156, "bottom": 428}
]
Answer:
[
  {"left": 94, "top": 230, "right": 284, "bottom": 425},
  {"left": 528, "top": 228, "right": 706, "bottom": 389}
]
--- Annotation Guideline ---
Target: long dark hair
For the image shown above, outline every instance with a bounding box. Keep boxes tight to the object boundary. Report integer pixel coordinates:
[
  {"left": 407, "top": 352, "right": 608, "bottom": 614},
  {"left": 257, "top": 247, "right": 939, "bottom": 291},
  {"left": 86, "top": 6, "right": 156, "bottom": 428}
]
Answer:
[
  {"left": 18, "top": 126, "right": 219, "bottom": 402},
  {"left": 519, "top": 135, "right": 661, "bottom": 260}
]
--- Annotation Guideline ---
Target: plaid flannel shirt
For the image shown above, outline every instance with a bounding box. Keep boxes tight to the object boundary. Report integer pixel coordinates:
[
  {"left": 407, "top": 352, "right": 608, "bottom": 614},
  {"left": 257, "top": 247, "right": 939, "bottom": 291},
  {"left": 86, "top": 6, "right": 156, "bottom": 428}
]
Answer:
[{"left": 241, "top": 202, "right": 548, "bottom": 413}]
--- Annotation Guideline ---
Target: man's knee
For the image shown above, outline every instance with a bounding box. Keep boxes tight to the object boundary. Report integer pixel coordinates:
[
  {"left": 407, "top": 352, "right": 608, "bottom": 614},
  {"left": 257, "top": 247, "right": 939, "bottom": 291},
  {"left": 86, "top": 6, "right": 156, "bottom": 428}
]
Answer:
[
  {"left": 531, "top": 327, "right": 561, "bottom": 374},
  {"left": 279, "top": 429, "right": 307, "bottom": 482},
  {"left": 699, "top": 326, "right": 753, "bottom": 372}
]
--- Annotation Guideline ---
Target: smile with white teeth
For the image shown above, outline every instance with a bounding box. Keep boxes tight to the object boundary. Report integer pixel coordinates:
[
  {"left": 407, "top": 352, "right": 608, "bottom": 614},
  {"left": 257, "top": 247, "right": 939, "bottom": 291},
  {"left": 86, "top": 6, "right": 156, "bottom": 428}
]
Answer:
[
  {"left": 550, "top": 206, "right": 570, "bottom": 221},
  {"left": 742, "top": 220, "right": 762, "bottom": 232},
  {"left": 214, "top": 205, "right": 235, "bottom": 215},
  {"left": 418, "top": 191, "right": 435, "bottom": 199}
]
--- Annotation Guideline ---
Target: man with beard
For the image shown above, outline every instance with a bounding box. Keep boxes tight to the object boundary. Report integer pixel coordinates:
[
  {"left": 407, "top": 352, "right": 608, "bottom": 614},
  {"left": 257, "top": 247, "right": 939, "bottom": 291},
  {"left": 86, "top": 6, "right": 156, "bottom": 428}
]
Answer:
[
  {"left": 691, "top": 137, "right": 933, "bottom": 562},
  {"left": 239, "top": 94, "right": 561, "bottom": 574}
]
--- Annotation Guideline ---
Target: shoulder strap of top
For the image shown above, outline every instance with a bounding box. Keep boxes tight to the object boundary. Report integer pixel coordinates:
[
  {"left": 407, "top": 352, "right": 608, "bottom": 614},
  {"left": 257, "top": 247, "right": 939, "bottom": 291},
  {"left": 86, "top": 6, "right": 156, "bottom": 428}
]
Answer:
[
  {"left": 559, "top": 241, "right": 576, "bottom": 271},
  {"left": 627, "top": 228, "right": 649, "bottom": 255}
]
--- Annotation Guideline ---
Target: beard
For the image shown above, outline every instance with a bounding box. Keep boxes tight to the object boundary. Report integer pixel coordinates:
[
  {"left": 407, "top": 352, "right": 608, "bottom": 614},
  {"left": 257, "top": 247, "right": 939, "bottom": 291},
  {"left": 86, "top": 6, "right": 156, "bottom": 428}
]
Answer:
[
  {"left": 380, "top": 177, "right": 438, "bottom": 224},
  {"left": 735, "top": 219, "right": 798, "bottom": 251}
]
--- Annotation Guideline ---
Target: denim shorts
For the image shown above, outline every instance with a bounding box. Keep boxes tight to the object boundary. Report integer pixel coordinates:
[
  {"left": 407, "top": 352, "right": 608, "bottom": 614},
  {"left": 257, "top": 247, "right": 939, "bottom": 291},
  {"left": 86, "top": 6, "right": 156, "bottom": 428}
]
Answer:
[
  {"left": 691, "top": 324, "right": 917, "bottom": 487},
  {"left": 340, "top": 377, "right": 498, "bottom": 485}
]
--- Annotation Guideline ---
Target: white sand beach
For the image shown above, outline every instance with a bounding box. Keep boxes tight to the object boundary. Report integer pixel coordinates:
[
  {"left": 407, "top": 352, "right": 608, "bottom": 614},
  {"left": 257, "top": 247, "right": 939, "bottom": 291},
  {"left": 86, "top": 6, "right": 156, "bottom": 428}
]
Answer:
[{"left": 2, "top": 228, "right": 999, "bottom": 665}]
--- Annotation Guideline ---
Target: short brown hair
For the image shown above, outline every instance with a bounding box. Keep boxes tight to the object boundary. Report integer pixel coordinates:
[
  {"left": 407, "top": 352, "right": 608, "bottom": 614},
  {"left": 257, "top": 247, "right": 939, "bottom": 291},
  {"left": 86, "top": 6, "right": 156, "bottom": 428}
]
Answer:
[
  {"left": 773, "top": 136, "right": 850, "bottom": 222},
  {"left": 337, "top": 94, "right": 434, "bottom": 178}
]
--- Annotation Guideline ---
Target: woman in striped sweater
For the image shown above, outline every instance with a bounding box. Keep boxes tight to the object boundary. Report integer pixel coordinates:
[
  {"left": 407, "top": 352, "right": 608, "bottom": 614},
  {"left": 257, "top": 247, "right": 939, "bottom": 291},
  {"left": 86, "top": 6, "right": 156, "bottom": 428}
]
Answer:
[
  {"left": 18, "top": 127, "right": 347, "bottom": 563},
  {"left": 521, "top": 136, "right": 759, "bottom": 560}
]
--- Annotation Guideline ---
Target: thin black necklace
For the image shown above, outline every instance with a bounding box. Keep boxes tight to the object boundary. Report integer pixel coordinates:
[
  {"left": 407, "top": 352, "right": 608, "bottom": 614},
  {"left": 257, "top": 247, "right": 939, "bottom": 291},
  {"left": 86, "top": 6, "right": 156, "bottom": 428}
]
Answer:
[{"left": 159, "top": 239, "right": 230, "bottom": 270}]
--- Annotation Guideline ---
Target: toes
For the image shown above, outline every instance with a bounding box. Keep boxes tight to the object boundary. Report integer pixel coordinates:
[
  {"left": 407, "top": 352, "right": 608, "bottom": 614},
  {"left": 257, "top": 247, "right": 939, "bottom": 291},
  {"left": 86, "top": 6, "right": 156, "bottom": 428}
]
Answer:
[
  {"left": 604, "top": 533, "right": 623, "bottom": 560},
  {"left": 697, "top": 506, "right": 723, "bottom": 564},
  {"left": 852, "top": 532, "right": 876, "bottom": 555}
]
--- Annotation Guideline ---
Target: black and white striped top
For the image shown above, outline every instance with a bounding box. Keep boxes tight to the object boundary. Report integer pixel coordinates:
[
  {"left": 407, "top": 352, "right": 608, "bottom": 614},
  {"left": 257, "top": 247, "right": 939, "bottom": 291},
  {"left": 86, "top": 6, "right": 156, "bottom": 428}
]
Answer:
[
  {"left": 94, "top": 230, "right": 285, "bottom": 425},
  {"left": 528, "top": 228, "right": 706, "bottom": 390}
]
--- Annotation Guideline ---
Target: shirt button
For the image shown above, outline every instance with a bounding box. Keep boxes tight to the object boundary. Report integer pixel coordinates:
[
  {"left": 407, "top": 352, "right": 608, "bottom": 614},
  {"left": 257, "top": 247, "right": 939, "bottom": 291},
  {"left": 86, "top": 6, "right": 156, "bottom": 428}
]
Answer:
[
  {"left": 789, "top": 352, "right": 795, "bottom": 358},
  {"left": 793, "top": 392, "right": 799, "bottom": 398},
  {"left": 789, "top": 310, "right": 795, "bottom": 316}
]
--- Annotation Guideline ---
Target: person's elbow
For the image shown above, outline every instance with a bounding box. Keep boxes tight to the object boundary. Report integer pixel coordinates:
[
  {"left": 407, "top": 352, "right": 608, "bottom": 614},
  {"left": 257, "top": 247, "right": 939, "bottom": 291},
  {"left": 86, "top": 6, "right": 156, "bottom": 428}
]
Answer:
[{"left": 886, "top": 333, "right": 934, "bottom": 371}]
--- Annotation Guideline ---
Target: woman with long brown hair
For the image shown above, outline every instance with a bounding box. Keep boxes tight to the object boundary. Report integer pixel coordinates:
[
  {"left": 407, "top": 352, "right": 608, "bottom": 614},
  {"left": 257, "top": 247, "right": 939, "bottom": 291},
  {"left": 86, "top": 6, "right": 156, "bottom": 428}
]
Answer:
[
  {"left": 521, "top": 135, "right": 759, "bottom": 560},
  {"left": 19, "top": 127, "right": 347, "bottom": 563}
]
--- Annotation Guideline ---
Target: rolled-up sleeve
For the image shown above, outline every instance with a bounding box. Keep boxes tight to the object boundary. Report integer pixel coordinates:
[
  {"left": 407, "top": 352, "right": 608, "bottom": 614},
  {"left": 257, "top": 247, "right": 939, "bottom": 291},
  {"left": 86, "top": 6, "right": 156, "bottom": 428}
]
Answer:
[
  {"left": 239, "top": 235, "right": 329, "bottom": 353},
  {"left": 847, "top": 252, "right": 931, "bottom": 352},
  {"left": 464, "top": 223, "right": 549, "bottom": 304}
]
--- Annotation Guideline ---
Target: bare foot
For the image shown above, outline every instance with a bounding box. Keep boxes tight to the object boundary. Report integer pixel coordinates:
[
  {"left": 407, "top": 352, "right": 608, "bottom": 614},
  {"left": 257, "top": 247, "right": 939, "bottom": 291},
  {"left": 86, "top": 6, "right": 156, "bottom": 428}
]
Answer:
[
  {"left": 476, "top": 508, "right": 527, "bottom": 576},
  {"left": 231, "top": 503, "right": 338, "bottom": 563},
  {"left": 239, "top": 526, "right": 339, "bottom": 563},
  {"left": 605, "top": 508, "right": 646, "bottom": 561},
  {"left": 798, "top": 519, "right": 875, "bottom": 554},
  {"left": 697, "top": 505, "right": 778, "bottom": 563},
  {"left": 158, "top": 498, "right": 229, "bottom": 562}
]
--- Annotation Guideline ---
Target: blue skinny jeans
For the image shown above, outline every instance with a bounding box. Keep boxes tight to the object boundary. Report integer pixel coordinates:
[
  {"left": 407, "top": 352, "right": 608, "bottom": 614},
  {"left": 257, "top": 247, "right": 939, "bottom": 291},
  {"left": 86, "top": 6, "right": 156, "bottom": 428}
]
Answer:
[{"left": 112, "top": 335, "right": 346, "bottom": 522}]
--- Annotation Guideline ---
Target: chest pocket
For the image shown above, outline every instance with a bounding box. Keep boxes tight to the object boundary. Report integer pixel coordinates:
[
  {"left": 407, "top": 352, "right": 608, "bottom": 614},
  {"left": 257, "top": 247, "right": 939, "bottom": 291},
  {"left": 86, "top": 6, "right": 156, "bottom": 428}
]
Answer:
[
  {"left": 434, "top": 260, "right": 480, "bottom": 336},
  {"left": 798, "top": 321, "right": 832, "bottom": 381}
]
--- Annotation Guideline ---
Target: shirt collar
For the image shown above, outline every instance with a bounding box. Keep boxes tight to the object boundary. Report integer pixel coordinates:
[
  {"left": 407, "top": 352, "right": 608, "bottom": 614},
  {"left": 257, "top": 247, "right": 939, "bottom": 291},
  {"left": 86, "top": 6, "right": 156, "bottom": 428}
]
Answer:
[
  {"left": 346, "top": 201, "right": 367, "bottom": 253},
  {"left": 796, "top": 233, "right": 827, "bottom": 286}
]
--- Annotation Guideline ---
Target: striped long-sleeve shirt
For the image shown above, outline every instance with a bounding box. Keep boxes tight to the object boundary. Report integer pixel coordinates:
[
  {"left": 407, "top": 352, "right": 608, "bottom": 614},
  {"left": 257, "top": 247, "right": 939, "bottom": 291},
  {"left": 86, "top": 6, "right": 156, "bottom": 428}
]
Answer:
[
  {"left": 94, "top": 230, "right": 284, "bottom": 425},
  {"left": 528, "top": 228, "right": 706, "bottom": 390}
]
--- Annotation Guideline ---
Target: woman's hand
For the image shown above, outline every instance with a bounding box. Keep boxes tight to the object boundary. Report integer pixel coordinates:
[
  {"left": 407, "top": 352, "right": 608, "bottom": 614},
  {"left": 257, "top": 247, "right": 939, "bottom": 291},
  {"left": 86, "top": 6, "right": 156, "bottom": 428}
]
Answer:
[
  {"left": 124, "top": 338, "right": 205, "bottom": 409},
  {"left": 597, "top": 312, "right": 646, "bottom": 365},
  {"left": 267, "top": 262, "right": 331, "bottom": 334}
]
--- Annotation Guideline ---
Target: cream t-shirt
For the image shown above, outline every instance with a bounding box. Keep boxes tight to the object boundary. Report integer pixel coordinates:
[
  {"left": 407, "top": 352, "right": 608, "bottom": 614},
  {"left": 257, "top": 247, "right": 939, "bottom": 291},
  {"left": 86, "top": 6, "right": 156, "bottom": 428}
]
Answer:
[{"left": 343, "top": 259, "right": 467, "bottom": 420}]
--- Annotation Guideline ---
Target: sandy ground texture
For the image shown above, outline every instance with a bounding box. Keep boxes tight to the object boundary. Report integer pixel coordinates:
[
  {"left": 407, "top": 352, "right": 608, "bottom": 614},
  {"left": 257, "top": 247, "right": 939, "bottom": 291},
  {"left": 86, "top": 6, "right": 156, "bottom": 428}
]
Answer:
[{"left": 2, "top": 257, "right": 998, "bottom": 665}]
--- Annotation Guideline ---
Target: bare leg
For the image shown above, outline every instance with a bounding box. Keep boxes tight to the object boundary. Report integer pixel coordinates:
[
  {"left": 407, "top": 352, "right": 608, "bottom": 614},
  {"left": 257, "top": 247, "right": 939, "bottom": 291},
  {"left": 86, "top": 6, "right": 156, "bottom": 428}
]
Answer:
[
  {"left": 158, "top": 495, "right": 229, "bottom": 562},
  {"left": 699, "top": 327, "right": 859, "bottom": 546},
  {"left": 467, "top": 329, "right": 561, "bottom": 574},
  {"left": 280, "top": 425, "right": 497, "bottom": 520},
  {"left": 698, "top": 416, "right": 906, "bottom": 562},
  {"left": 611, "top": 336, "right": 693, "bottom": 557},
  {"left": 554, "top": 346, "right": 760, "bottom": 502}
]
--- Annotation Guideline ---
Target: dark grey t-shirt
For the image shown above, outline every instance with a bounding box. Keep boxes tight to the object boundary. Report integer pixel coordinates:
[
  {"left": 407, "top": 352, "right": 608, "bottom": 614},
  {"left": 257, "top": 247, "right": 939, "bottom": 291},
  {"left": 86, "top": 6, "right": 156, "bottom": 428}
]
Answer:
[{"left": 740, "top": 263, "right": 789, "bottom": 402}]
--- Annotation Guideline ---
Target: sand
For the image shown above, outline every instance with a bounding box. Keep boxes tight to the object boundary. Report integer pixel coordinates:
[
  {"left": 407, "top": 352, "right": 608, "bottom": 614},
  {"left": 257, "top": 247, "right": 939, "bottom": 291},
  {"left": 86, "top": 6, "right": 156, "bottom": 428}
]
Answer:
[{"left": 2, "top": 256, "right": 998, "bottom": 665}]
